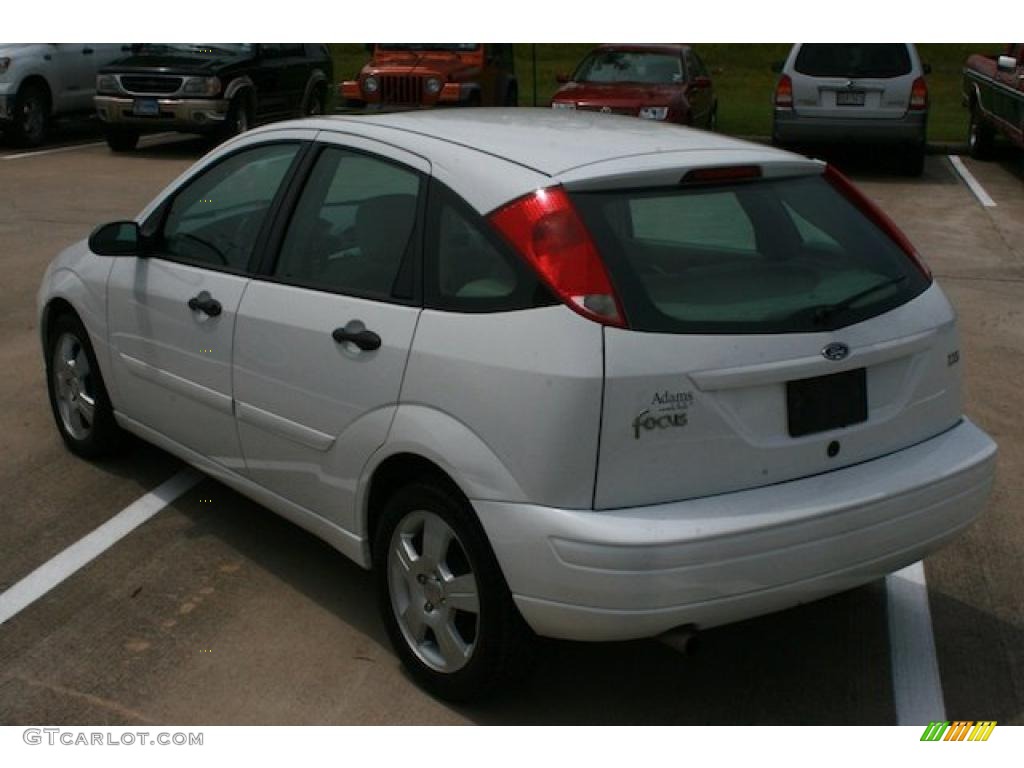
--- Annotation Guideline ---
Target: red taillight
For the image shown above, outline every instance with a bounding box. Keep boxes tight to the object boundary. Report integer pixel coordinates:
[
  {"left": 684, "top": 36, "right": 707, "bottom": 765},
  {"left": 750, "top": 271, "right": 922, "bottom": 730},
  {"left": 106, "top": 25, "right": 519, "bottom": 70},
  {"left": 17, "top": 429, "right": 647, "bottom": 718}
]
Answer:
[
  {"left": 682, "top": 165, "right": 762, "bottom": 184},
  {"left": 488, "top": 186, "right": 626, "bottom": 327},
  {"left": 909, "top": 76, "right": 928, "bottom": 111},
  {"left": 824, "top": 165, "right": 931, "bottom": 279},
  {"left": 774, "top": 75, "right": 793, "bottom": 108}
]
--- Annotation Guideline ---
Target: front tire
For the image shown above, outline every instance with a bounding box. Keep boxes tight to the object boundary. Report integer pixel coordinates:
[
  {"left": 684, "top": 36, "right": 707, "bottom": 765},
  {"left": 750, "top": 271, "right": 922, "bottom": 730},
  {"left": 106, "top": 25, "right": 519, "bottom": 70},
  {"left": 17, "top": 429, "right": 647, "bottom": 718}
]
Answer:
[
  {"left": 304, "top": 86, "right": 325, "bottom": 116},
  {"left": 10, "top": 83, "right": 50, "bottom": 148},
  {"left": 220, "top": 93, "right": 252, "bottom": 142},
  {"left": 374, "top": 482, "right": 533, "bottom": 701},
  {"left": 45, "top": 313, "right": 123, "bottom": 458},
  {"left": 104, "top": 127, "right": 140, "bottom": 152},
  {"left": 968, "top": 104, "right": 995, "bottom": 160}
]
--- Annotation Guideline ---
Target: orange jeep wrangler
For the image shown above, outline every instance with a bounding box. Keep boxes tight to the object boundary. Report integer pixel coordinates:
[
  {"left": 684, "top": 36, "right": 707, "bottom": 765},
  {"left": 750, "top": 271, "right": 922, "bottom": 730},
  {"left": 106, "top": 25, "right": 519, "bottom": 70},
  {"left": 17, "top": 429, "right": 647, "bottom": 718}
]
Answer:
[{"left": 340, "top": 44, "right": 518, "bottom": 108}]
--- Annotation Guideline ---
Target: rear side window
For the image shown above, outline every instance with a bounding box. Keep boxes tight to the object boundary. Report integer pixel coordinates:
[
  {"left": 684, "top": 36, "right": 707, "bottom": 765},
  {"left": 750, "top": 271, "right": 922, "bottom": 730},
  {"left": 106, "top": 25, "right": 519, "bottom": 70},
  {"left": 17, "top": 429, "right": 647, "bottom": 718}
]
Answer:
[
  {"left": 570, "top": 174, "right": 931, "bottom": 334},
  {"left": 425, "top": 183, "right": 554, "bottom": 313},
  {"left": 794, "top": 44, "right": 912, "bottom": 78}
]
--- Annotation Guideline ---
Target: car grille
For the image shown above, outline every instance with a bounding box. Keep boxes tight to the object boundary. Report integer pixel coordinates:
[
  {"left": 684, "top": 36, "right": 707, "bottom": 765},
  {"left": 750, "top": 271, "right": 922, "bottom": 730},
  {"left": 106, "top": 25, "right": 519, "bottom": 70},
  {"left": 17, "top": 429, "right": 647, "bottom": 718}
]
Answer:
[
  {"left": 119, "top": 75, "right": 183, "bottom": 95},
  {"left": 578, "top": 105, "right": 635, "bottom": 116},
  {"left": 379, "top": 75, "right": 425, "bottom": 104}
]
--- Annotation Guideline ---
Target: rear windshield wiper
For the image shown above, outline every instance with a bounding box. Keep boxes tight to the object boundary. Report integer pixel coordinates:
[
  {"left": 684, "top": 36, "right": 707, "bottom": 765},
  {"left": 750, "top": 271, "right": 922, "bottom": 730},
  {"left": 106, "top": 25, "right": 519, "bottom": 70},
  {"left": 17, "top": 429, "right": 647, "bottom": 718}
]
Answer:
[{"left": 787, "top": 274, "right": 908, "bottom": 327}]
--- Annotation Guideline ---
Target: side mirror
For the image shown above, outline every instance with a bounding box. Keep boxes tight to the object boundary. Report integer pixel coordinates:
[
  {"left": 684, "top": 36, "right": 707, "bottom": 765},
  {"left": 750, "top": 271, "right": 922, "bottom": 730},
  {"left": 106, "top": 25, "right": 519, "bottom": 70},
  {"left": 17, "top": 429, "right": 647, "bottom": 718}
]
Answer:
[
  {"left": 922, "top": 62, "right": 932, "bottom": 75},
  {"left": 997, "top": 55, "right": 1018, "bottom": 72},
  {"left": 555, "top": 72, "right": 570, "bottom": 84},
  {"left": 771, "top": 60, "right": 784, "bottom": 74},
  {"left": 89, "top": 220, "right": 141, "bottom": 256},
  {"left": 691, "top": 75, "right": 712, "bottom": 89}
]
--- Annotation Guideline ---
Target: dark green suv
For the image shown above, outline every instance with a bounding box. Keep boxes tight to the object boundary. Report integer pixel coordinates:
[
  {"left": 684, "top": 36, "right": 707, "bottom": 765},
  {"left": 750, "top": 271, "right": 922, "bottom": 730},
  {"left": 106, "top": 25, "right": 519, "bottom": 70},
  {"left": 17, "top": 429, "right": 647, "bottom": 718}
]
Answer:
[{"left": 94, "top": 43, "right": 332, "bottom": 151}]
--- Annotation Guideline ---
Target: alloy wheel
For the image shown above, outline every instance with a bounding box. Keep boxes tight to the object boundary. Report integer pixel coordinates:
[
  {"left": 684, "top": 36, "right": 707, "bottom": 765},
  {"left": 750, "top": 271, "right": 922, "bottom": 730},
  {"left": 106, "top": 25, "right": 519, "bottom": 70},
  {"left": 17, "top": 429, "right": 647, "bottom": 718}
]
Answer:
[
  {"left": 387, "top": 509, "right": 480, "bottom": 673},
  {"left": 51, "top": 332, "right": 96, "bottom": 441}
]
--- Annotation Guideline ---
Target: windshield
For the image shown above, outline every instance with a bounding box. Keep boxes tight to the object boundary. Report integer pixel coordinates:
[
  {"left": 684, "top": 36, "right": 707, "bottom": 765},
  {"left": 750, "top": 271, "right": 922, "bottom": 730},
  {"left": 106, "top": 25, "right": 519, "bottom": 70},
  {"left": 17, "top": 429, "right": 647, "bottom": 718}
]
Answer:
[
  {"left": 573, "top": 51, "right": 683, "bottom": 84},
  {"left": 132, "top": 44, "right": 252, "bottom": 56},
  {"left": 794, "top": 44, "right": 912, "bottom": 78},
  {"left": 377, "top": 44, "right": 479, "bottom": 52},
  {"left": 570, "top": 174, "right": 931, "bottom": 334}
]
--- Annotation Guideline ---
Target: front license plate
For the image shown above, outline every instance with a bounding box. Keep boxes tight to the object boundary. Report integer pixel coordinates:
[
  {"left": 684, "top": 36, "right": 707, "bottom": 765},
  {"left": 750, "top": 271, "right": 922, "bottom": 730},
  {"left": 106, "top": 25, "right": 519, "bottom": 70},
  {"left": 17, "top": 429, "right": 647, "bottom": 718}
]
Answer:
[
  {"left": 132, "top": 98, "right": 159, "bottom": 117},
  {"left": 787, "top": 368, "right": 867, "bottom": 438},
  {"left": 836, "top": 90, "right": 866, "bottom": 106}
]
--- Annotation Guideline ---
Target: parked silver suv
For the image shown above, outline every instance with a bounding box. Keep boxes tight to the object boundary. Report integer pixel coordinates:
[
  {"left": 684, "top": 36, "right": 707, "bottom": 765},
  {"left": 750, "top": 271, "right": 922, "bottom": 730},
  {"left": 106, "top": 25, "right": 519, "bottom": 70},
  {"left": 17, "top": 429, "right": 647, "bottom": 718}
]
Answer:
[
  {"left": 0, "top": 43, "right": 129, "bottom": 146},
  {"left": 772, "top": 43, "right": 930, "bottom": 175}
]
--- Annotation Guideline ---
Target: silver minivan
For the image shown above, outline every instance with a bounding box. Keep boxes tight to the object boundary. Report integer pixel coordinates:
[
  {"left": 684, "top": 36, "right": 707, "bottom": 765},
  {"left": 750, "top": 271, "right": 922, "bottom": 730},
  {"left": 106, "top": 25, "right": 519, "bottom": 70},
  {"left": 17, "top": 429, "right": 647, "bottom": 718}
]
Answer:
[{"left": 772, "top": 43, "right": 930, "bottom": 175}]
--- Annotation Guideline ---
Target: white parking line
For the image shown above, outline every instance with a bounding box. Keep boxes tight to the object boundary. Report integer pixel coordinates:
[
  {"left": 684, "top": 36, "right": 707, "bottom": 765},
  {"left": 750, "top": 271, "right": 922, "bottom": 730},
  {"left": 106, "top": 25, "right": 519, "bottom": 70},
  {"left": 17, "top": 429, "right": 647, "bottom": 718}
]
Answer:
[
  {"left": 949, "top": 155, "right": 997, "bottom": 208},
  {"left": 886, "top": 561, "right": 946, "bottom": 725},
  {"left": 0, "top": 468, "right": 201, "bottom": 626},
  {"left": 2, "top": 132, "right": 184, "bottom": 161},
  {"left": 2, "top": 141, "right": 108, "bottom": 160}
]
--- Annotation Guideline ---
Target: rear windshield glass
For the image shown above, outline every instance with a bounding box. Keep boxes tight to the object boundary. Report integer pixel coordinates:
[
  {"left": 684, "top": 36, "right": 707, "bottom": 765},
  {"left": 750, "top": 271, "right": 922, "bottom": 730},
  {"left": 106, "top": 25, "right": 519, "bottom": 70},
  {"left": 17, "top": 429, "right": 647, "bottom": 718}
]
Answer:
[
  {"left": 570, "top": 174, "right": 931, "bottom": 334},
  {"left": 794, "top": 44, "right": 912, "bottom": 78}
]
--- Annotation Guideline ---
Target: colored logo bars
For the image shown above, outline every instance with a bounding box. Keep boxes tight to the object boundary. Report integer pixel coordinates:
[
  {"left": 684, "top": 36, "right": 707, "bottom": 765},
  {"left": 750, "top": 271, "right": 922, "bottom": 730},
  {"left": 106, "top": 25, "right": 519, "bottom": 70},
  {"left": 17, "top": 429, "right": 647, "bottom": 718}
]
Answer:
[{"left": 920, "top": 721, "right": 997, "bottom": 742}]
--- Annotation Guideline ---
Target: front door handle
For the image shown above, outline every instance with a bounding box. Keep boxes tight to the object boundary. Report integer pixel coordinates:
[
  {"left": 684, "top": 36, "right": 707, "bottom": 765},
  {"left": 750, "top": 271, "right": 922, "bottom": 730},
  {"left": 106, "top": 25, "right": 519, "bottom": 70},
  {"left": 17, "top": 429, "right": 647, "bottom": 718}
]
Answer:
[
  {"left": 82, "top": 47, "right": 94, "bottom": 55},
  {"left": 332, "top": 323, "right": 381, "bottom": 351},
  {"left": 187, "top": 291, "right": 222, "bottom": 317}
]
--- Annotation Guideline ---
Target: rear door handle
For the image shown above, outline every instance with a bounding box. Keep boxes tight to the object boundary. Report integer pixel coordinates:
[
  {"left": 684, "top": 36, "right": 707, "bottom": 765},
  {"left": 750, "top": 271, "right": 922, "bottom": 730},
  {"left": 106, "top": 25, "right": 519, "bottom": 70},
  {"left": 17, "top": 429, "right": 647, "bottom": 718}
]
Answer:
[
  {"left": 82, "top": 47, "right": 94, "bottom": 55},
  {"left": 187, "top": 291, "right": 222, "bottom": 317},
  {"left": 332, "top": 323, "right": 381, "bottom": 351}
]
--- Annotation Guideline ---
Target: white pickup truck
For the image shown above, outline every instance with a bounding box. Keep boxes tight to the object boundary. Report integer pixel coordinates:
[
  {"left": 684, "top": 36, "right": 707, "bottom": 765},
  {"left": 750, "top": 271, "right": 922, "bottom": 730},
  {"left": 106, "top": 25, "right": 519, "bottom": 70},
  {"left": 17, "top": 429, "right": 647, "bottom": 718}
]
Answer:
[{"left": 0, "top": 43, "right": 130, "bottom": 146}]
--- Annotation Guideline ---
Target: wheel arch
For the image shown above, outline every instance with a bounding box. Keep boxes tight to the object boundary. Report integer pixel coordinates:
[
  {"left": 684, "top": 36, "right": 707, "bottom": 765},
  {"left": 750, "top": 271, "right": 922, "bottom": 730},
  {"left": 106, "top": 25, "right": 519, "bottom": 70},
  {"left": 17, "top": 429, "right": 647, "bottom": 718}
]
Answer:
[
  {"left": 356, "top": 404, "right": 528, "bottom": 567},
  {"left": 18, "top": 74, "right": 53, "bottom": 113}
]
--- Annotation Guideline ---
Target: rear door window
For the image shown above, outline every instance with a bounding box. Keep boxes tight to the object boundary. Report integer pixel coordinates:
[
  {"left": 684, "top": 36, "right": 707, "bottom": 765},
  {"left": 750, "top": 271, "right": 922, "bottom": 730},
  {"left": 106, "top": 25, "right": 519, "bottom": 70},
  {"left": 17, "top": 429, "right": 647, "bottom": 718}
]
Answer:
[
  {"left": 794, "top": 44, "right": 912, "bottom": 78},
  {"left": 273, "top": 147, "right": 422, "bottom": 301},
  {"left": 571, "top": 174, "right": 931, "bottom": 334}
]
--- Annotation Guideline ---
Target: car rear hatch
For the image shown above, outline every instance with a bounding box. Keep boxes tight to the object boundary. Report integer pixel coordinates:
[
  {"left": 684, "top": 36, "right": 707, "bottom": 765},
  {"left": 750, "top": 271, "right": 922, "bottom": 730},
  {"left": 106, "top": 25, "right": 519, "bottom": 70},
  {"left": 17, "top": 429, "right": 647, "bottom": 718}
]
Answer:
[
  {"left": 789, "top": 43, "right": 916, "bottom": 119},
  {"left": 540, "top": 158, "right": 962, "bottom": 510}
]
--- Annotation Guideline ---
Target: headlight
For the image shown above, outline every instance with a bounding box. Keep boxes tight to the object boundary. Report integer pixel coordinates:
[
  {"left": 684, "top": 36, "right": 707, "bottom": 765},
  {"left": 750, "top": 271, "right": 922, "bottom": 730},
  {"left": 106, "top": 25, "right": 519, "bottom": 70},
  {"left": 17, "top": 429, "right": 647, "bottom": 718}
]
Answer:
[
  {"left": 551, "top": 101, "right": 576, "bottom": 110},
  {"left": 96, "top": 74, "right": 118, "bottom": 94},
  {"left": 0, "top": 57, "right": 11, "bottom": 75},
  {"left": 425, "top": 77, "right": 442, "bottom": 94},
  {"left": 638, "top": 106, "right": 669, "bottom": 120},
  {"left": 363, "top": 75, "right": 379, "bottom": 94},
  {"left": 182, "top": 76, "right": 221, "bottom": 97}
]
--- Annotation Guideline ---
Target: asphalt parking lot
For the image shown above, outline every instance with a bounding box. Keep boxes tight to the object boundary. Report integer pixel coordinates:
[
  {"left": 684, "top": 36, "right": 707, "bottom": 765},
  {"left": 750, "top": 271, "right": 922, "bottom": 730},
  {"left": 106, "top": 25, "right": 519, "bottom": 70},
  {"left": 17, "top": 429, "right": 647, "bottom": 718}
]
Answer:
[{"left": 0, "top": 128, "right": 1021, "bottom": 725}]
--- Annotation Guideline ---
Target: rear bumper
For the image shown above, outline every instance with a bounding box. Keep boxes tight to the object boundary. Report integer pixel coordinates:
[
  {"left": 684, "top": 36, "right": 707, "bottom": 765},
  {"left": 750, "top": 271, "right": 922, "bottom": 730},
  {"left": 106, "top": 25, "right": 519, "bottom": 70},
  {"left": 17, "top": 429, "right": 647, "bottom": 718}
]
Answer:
[
  {"left": 773, "top": 109, "right": 927, "bottom": 145},
  {"left": 95, "top": 95, "right": 229, "bottom": 130},
  {"left": 473, "top": 418, "right": 996, "bottom": 641}
]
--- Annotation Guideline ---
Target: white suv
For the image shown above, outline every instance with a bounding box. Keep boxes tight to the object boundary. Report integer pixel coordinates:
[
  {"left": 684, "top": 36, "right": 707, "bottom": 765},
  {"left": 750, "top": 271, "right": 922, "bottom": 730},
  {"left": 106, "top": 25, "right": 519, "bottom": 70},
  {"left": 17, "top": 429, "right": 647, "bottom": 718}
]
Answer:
[
  {"left": 0, "top": 43, "right": 129, "bottom": 146},
  {"left": 37, "top": 110, "right": 996, "bottom": 700},
  {"left": 772, "top": 43, "right": 931, "bottom": 175}
]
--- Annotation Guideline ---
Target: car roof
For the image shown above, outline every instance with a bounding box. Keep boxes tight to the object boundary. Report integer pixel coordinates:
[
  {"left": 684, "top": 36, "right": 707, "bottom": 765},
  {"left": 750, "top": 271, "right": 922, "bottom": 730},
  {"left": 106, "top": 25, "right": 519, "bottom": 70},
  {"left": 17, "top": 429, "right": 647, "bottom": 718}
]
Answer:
[{"left": 295, "top": 108, "right": 790, "bottom": 177}]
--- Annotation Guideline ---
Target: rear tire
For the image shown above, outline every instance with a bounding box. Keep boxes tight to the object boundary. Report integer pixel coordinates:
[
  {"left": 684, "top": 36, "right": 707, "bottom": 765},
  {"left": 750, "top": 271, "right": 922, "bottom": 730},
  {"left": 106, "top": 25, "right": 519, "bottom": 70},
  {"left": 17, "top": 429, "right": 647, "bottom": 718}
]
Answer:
[
  {"left": 504, "top": 83, "right": 518, "bottom": 107},
  {"left": 45, "top": 312, "right": 123, "bottom": 459},
  {"left": 968, "top": 104, "right": 995, "bottom": 160},
  {"left": 902, "top": 142, "right": 926, "bottom": 177},
  {"left": 10, "top": 83, "right": 50, "bottom": 148},
  {"left": 104, "top": 127, "right": 140, "bottom": 152},
  {"left": 374, "top": 482, "right": 534, "bottom": 702}
]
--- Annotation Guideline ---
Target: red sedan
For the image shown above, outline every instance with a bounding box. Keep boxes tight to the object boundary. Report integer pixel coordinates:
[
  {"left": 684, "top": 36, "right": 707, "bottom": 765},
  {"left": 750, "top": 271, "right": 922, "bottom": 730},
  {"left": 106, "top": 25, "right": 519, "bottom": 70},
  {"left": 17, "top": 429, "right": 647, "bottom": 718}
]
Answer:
[{"left": 550, "top": 44, "right": 717, "bottom": 128}]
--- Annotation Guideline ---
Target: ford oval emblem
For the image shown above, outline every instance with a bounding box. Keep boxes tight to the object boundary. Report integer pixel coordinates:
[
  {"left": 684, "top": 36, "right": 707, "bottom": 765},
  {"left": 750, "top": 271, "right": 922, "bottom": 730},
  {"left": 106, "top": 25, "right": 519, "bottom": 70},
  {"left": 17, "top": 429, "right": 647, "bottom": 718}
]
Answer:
[{"left": 822, "top": 342, "right": 850, "bottom": 361}]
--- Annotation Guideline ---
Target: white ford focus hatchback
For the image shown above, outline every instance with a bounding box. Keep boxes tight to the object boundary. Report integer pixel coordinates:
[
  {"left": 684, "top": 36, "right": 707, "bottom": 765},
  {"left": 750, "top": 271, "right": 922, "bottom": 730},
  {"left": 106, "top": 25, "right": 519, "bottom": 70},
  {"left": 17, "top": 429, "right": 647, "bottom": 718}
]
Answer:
[{"left": 38, "top": 109, "right": 996, "bottom": 700}]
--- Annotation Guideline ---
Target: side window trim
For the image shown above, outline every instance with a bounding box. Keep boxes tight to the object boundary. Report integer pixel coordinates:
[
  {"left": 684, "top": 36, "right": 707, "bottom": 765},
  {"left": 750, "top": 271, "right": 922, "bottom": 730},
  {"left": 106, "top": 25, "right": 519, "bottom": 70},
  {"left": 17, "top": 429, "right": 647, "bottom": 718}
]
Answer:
[
  {"left": 140, "top": 140, "right": 311, "bottom": 277},
  {"left": 254, "top": 140, "right": 427, "bottom": 307}
]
